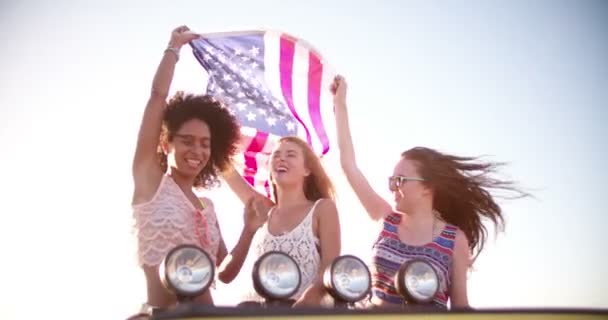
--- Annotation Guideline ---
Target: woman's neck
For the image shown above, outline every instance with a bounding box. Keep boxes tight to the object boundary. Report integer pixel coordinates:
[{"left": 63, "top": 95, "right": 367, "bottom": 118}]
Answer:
[
  {"left": 275, "top": 185, "right": 309, "bottom": 209},
  {"left": 401, "top": 201, "right": 436, "bottom": 228},
  {"left": 167, "top": 168, "right": 196, "bottom": 193}
]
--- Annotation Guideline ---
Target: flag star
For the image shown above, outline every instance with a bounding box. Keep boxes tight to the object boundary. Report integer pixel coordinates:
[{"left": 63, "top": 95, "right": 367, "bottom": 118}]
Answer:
[
  {"left": 218, "top": 54, "right": 226, "bottom": 63},
  {"left": 237, "top": 92, "right": 246, "bottom": 98},
  {"left": 286, "top": 121, "right": 296, "bottom": 131},
  {"left": 251, "top": 62, "right": 259, "bottom": 69},
  {"left": 223, "top": 74, "right": 232, "bottom": 81},
  {"left": 234, "top": 48, "right": 242, "bottom": 56},
  {"left": 246, "top": 112, "right": 256, "bottom": 121},
  {"left": 237, "top": 102, "right": 247, "bottom": 111},
  {"left": 258, "top": 109, "right": 267, "bottom": 116},
  {"left": 267, "top": 117, "right": 277, "bottom": 126},
  {"left": 203, "top": 54, "right": 211, "bottom": 61},
  {"left": 250, "top": 46, "right": 260, "bottom": 57}
]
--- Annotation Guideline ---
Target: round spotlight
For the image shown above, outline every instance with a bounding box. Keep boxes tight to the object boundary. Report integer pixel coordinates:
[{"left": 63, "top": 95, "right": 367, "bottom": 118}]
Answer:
[
  {"left": 395, "top": 259, "right": 439, "bottom": 304},
  {"left": 323, "top": 255, "right": 371, "bottom": 303},
  {"left": 159, "top": 244, "right": 214, "bottom": 298},
  {"left": 252, "top": 251, "right": 301, "bottom": 300}
]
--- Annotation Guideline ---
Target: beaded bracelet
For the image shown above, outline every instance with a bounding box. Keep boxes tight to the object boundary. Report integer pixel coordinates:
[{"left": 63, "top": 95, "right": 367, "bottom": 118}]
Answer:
[{"left": 164, "top": 46, "right": 180, "bottom": 61}]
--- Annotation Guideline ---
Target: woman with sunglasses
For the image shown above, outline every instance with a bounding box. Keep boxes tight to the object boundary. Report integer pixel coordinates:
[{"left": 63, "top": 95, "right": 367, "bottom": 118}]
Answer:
[{"left": 330, "top": 75, "right": 526, "bottom": 309}]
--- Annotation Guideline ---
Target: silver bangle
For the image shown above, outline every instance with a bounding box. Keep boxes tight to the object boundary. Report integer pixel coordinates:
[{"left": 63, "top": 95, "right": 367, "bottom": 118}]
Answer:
[{"left": 164, "top": 46, "right": 180, "bottom": 61}]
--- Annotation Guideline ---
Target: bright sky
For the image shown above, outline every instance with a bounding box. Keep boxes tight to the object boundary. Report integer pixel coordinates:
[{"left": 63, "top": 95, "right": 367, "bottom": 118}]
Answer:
[{"left": 0, "top": 1, "right": 606, "bottom": 319}]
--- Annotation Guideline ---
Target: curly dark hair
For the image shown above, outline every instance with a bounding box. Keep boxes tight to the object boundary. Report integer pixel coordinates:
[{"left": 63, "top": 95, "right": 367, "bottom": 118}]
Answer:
[
  {"left": 402, "top": 147, "right": 529, "bottom": 259},
  {"left": 157, "top": 91, "right": 241, "bottom": 189}
]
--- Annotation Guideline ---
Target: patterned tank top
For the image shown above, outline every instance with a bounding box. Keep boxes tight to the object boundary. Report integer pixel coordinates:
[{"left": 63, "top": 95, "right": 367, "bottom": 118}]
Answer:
[{"left": 371, "top": 212, "right": 457, "bottom": 309}]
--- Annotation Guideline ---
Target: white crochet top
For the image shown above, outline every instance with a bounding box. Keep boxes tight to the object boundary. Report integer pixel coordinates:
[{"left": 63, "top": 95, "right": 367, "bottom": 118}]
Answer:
[{"left": 247, "top": 199, "right": 323, "bottom": 301}]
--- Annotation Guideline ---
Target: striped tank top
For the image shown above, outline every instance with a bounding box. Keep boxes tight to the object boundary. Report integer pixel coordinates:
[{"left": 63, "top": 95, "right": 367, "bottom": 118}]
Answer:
[{"left": 371, "top": 212, "right": 457, "bottom": 309}]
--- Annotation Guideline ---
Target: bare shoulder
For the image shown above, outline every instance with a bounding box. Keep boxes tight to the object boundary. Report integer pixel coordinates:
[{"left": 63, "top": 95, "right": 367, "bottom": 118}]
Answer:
[
  {"left": 312, "top": 199, "right": 341, "bottom": 240},
  {"left": 314, "top": 198, "right": 338, "bottom": 212},
  {"left": 454, "top": 229, "right": 469, "bottom": 247},
  {"left": 312, "top": 198, "right": 339, "bottom": 223},
  {"left": 453, "top": 228, "right": 471, "bottom": 259}
]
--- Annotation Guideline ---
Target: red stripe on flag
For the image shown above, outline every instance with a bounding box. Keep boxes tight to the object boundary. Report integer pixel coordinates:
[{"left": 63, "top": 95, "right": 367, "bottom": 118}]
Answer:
[
  {"left": 307, "top": 52, "right": 330, "bottom": 155},
  {"left": 279, "top": 35, "right": 312, "bottom": 145},
  {"left": 243, "top": 131, "right": 268, "bottom": 186}
]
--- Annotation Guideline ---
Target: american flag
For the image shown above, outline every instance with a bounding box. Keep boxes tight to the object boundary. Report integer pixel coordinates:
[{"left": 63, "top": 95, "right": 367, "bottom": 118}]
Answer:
[{"left": 189, "top": 30, "right": 335, "bottom": 194}]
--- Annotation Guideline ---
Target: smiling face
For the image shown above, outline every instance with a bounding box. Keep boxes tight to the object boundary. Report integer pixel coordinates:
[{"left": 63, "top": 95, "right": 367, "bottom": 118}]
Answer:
[
  {"left": 390, "top": 157, "right": 432, "bottom": 213},
  {"left": 269, "top": 140, "right": 310, "bottom": 189},
  {"left": 165, "top": 118, "right": 211, "bottom": 178}
]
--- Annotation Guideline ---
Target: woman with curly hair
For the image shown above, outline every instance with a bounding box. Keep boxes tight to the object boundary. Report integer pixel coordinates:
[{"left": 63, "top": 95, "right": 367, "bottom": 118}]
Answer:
[
  {"left": 330, "top": 75, "right": 527, "bottom": 310},
  {"left": 130, "top": 26, "right": 243, "bottom": 316}
]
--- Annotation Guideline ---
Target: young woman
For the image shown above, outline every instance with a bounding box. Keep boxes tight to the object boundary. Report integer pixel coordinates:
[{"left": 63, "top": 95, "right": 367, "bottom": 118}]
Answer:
[
  {"left": 219, "top": 136, "right": 341, "bottom": 307},
  {"left": 331, "top": 75, "right": 526, "bottom": 309},
  {"left": 129, "top": 26, "right": 242, "bottom": 317}
]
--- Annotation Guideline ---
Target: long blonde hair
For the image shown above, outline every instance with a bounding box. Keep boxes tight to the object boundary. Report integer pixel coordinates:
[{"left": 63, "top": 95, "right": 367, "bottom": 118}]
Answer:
[{"left": 270, "top": 136, "right": 335, "bottom": 204}]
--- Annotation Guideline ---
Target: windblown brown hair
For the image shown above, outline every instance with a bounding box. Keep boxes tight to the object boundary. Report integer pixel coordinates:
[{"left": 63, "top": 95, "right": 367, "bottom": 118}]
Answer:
[{"left": 402, "top": 147, "right": 528, "bottom": 259}]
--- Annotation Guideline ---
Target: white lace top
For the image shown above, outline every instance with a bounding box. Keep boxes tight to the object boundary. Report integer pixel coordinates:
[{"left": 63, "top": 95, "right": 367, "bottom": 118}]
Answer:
[
  {"left": 248, "top": 199, "right": 323, "bottom": 301},
  {"left": 132, "top": 174, "right": 222, "bottom": 267}
]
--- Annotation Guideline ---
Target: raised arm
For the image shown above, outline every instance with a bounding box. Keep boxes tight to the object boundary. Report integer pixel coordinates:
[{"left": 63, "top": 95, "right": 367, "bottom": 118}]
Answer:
[
  {"left": 220, "top": 165, "right": 262, "bottom": 205},
  {"left": 331, "top": 76, "right": 392, "bottom": 221},
  {"left": 221, "top": 164, "right": 277, "bottom": 219},
  {"left": 131, "top": 26, "right": 200, "bottom": 203}
]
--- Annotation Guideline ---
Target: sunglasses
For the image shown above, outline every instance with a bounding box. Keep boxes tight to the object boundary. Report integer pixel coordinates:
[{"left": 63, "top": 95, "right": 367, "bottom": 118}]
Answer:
[{"left": 388, "top": 175, "right": 425, "bottom": 191}]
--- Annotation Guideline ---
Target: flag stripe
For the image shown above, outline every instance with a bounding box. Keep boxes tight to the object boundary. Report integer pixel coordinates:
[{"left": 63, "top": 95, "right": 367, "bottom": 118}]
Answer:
[
  {"left": 307, "top": 51, "right": 330, "bottom": 155},
  {"left": 280, "top": 35, "right": 313, "bottom": 146},
  {"left": 292, "top": 42, "right": 321, "bottom": 152},
  {"left": 243, "top": 131, "right": 268, "bottom": 186}
]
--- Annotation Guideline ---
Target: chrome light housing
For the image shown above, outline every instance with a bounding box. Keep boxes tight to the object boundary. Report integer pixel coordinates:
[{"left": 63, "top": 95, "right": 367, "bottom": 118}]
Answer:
[
  {"left": 395, "top": 259, "right": 439, "bottom": 304},
  {"left": 323, "top": 255, "right": 371, "bottom": 303},
  {"left": 252, "top": 251, "right": 301, "bottom": 300},
  {"left": 159, "top": 244, "right": 214, "bottom": 298}
]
